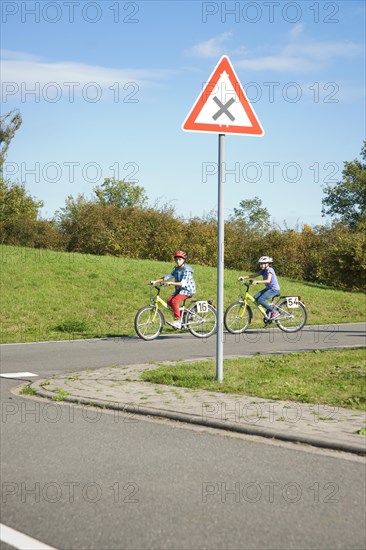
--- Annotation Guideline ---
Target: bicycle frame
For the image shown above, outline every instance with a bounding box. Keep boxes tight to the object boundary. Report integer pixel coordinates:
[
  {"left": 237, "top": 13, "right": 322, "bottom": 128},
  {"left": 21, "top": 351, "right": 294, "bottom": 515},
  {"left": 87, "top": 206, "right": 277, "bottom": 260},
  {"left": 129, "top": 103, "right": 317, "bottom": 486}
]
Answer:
[
  {"left": 241, "top": 288, "right": 268, "bottom": 316},
  {"left": 149, "top": 287, "right": 170, "bottom": 321},
  {"left": 237, "top": 283, "right": 270, "bottom": 318},
  {"left": 149, "top": 285, "right": 195, "bottom": 328},
  {"left": 135, "top": 284, "right": 217, "bottom": 340},
  {"left": 224, "top": 281, "right": 307, "bottom": 334},
  {"left": 238, "top": 281, "right": 302, "bottom": 322}
]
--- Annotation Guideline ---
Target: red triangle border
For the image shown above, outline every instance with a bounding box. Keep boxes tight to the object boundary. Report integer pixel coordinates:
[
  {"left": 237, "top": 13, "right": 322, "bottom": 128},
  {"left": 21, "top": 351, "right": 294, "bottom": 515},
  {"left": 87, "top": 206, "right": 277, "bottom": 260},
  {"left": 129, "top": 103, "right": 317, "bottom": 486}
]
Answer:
[{"left": 182, "top": 56, "right": 264, "bottom": 136}]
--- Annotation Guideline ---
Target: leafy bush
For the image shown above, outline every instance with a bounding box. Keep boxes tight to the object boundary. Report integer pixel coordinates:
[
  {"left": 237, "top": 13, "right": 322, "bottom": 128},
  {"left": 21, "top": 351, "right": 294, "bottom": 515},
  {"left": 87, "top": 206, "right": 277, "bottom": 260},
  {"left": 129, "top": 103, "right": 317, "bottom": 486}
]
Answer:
[
  {"left": 2, "top": 178, "right": 365, "bottom": 291},
  {"left": 0, "top": 178, "right": 43, "bottom": 246}
]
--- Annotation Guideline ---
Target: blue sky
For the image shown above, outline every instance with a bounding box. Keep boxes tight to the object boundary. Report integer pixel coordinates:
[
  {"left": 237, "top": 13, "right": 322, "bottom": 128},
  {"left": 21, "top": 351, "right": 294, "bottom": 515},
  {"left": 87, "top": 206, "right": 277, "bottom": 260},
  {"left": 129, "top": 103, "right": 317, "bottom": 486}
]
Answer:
[{"left": 1, "top": 0, "right": 365, "bottom": 227}]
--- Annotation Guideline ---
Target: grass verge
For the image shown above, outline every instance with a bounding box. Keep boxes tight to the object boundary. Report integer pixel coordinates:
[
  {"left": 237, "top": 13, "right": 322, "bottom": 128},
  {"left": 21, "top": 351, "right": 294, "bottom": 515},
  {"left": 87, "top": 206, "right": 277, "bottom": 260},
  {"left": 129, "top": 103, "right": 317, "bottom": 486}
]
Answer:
[
  {"left": 141, "top": 349, "right": 366, "bottom": 411},
  {"left": 1, "top": 245, "right": 365, "bottom": 343}
]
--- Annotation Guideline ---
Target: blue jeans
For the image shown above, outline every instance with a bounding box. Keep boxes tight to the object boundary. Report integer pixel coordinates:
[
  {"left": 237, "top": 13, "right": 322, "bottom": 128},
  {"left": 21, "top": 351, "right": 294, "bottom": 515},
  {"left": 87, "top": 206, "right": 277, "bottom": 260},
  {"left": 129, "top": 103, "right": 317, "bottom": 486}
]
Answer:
[{"left": 254, "top": 288, "right": 279, "bottom": 313}]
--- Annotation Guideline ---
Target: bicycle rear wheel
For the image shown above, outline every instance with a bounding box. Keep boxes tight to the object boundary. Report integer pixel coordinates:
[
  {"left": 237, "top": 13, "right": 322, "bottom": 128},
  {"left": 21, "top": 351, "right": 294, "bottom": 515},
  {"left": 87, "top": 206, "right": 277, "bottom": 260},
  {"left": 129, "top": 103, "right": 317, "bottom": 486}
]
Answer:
[
  {"left": 134, "top": 306, "right": 164, "bottom": 340},
  {"left": 224, "top": 302, "right": 252, "bottom": 334},
  {"left": 186, "top": 303, "right": 217, "bottom": 338},
  {"left": 275, "top": 300, "right": 307, "bottom": 332}
]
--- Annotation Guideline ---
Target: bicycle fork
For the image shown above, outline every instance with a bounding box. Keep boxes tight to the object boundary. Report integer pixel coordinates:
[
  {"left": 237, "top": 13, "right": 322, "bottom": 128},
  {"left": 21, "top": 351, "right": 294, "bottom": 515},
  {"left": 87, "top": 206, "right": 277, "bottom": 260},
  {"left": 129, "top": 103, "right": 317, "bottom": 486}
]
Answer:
[{"left": 151, "top": 296, "right": 169, "bottom": 322}]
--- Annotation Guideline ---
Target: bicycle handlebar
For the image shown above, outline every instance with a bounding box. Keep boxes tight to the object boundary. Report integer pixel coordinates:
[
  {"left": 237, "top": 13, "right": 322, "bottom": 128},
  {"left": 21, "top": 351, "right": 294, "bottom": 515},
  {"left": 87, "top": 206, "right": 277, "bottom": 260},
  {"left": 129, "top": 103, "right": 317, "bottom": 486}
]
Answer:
[
  {"left": 238, "top": 278, "right": 253, "bottom": 287},
  {"left": 149, "top": 282, "right": 169, "bottom": 293}
]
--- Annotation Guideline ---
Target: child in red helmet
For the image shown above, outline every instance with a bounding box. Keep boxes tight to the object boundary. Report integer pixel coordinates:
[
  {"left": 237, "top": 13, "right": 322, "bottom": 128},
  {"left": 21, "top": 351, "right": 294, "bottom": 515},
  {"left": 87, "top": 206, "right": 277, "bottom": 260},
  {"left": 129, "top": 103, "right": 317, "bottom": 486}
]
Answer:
[{"left": 152, "top": 251, "right": 196, "bottom": 329}]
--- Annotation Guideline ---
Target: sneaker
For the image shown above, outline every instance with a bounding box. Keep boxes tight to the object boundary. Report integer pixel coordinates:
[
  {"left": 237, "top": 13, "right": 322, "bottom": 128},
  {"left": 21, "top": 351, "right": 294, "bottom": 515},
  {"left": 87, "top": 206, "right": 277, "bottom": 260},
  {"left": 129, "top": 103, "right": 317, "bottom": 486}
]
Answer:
[
  {"left": 167, "top": 320, "right": 182, "bottom": 329},
  {"left": 270, "top": 311, "right": 280, "bottom": 319}
]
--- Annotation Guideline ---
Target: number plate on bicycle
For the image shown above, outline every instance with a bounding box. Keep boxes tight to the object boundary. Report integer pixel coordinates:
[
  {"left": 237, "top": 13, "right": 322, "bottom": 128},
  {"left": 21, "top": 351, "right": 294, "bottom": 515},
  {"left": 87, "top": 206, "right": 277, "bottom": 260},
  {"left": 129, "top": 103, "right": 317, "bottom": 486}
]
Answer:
[
  {"left": 286, "top": 296, "right": 299, "bottom": 308},
  {"left": 196, "top": 301, "right": 209, "bottom": 313}
]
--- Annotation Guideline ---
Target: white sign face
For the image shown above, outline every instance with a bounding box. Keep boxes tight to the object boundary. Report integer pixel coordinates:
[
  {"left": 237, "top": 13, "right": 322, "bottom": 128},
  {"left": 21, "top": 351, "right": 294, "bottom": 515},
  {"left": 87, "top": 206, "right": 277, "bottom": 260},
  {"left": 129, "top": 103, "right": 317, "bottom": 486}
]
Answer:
[
  {"left": 196, "top": 300, "right": 209, "bottom": 314},
  {"left": 182, "top": 56, "right": 264, "bottom": 136},
  {"left": 195, "top": 70, "right": 252, "bottom": 127},
  {"left": 286, "top": 297, "right": 299, "bottom": 308}
]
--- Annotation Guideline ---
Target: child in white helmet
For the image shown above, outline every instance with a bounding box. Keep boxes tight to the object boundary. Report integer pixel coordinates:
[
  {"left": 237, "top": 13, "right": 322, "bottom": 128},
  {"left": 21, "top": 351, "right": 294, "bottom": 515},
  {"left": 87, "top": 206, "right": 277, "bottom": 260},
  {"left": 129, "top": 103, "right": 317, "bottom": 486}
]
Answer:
[{"left": 239, "top": 256, "right": 280, "bottom": 319}]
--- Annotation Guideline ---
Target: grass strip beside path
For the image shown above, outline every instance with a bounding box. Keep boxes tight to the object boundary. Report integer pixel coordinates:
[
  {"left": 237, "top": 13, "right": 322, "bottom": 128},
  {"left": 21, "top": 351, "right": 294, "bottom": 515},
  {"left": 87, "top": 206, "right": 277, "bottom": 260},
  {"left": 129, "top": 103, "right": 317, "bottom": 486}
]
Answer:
[
  {"left": 141, "top": 349, "right": 366, "bottom": 411},
  {"left": 1, "top": 245, "right": 365, "bottom": 343}
]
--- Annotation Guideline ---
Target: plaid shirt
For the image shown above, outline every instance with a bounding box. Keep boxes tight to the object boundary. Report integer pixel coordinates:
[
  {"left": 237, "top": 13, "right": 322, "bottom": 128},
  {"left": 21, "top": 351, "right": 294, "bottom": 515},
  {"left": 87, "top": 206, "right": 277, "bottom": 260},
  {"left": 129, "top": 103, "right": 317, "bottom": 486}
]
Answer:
[{"left": 164, "top": 264, "right": 196, "bottom": 296}]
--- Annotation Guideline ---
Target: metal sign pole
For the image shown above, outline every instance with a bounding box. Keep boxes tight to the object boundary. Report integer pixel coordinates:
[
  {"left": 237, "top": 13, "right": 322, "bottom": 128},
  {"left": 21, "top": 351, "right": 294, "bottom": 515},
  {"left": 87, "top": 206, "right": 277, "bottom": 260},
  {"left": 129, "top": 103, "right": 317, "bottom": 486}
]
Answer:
[
  {"left": 182, "top": 56, "right": 264, "bottom": 382},
  {"left": 216, "top": 133, "right": 225, "bottom": 383}
]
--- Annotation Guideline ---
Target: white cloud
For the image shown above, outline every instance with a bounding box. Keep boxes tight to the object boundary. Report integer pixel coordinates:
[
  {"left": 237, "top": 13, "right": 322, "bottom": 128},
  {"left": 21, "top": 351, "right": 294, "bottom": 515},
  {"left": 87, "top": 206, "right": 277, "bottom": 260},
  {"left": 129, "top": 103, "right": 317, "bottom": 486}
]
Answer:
[
  {"left": 0, "top": 50, "right": 175, "bottom": 89},
  {"left": 232, "top": 22, "right": 364, "bottom": 73},
  {"left": 283, "top": 40, "right": 364, "bottom": 61},
  {"left": 185, "top": 33, "right": 232, "bottom": 58},
  {"left": 1, "top": 50, "right": 42, "bottom": 62},
  {"left": 236, "top": 55, "right": 316, "bottom": 72},
  {"left": 337, "top": 84, "right": 365, "bottom": 102},
  {"left": 184, "top": 26, "right": 363, "bottom": 73},
  {"left": 288, "top": 23, "right": 304, "bottom": 41},
  {"left": 302, "top": 81, "right": 366, "bottom": 102}
]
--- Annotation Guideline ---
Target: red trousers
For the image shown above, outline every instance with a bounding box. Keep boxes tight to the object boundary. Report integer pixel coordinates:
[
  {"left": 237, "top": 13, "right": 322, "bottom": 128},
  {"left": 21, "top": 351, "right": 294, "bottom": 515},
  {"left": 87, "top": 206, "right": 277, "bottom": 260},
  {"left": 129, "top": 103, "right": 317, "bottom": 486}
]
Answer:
[{"left": 167, "top": 293, "right": 191, "bottom": 319}]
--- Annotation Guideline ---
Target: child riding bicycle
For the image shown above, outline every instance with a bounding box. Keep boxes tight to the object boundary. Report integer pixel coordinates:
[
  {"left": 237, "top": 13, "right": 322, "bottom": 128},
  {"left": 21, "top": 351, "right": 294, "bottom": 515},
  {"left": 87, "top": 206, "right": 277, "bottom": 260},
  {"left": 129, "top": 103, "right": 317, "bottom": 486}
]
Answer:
[
  {"left": 239, "top": 256, "right": 280, "bottom": 319},
  {"left": 151, "top": 251, "right": 196, "bottom": 329}
]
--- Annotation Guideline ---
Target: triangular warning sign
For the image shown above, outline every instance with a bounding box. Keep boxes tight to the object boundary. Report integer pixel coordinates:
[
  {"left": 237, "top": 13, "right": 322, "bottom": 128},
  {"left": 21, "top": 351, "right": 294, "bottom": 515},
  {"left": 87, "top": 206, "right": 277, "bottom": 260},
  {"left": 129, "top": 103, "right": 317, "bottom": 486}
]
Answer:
[{"left": 182, "top": 56, "right": 264, "bottom": 136}]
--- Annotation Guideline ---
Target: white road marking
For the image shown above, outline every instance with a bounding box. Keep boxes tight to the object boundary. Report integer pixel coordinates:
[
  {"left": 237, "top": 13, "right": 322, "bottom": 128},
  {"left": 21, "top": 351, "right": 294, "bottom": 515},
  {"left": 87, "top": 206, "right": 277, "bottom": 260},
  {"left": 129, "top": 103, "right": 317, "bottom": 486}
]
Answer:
[
  {"left": 0, "top": 372, "right": 38, "bottom": 378},
  {"left": 0, "top": 523, "right": 57, "bottom": 550},
  {"left": 1, "top": 338, "right": 102, "bottom": 345}
]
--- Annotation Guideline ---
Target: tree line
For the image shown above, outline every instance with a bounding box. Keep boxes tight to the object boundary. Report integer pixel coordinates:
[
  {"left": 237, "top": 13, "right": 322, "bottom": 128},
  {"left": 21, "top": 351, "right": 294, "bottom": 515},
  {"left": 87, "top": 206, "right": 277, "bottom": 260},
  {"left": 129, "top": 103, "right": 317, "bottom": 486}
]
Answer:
[{"left": 1, "top": 111, "right": 365, "bottom": 291}]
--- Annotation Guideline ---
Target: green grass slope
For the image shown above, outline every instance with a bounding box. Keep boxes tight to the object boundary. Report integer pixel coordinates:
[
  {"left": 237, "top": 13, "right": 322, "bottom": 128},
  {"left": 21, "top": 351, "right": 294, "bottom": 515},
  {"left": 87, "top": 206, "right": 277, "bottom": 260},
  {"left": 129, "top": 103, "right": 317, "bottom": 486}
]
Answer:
[{"left": 1, "top": 245, "right": 365, "bottom": 343}]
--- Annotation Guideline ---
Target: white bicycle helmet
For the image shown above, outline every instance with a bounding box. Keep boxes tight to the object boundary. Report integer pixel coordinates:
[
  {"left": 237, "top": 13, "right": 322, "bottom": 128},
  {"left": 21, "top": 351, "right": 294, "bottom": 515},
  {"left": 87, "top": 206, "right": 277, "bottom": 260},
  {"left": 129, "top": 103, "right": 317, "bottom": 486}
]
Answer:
[{"left": 258, "top": 256, "right": 273, "bottom": 263}]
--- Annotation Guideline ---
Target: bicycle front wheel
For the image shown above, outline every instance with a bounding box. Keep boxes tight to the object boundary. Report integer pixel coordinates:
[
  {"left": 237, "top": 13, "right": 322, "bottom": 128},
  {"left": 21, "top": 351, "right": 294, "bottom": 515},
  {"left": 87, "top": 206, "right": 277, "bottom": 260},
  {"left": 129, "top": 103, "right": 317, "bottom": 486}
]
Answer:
[
  {"left": 275, "top": 300, "right": 307, "bottom": 333},
  {"left": 224, "top": 302, "right": 252, "bottom": 334},
  {"left": 134, "top": 306, "right": 164, "bottom": 340},
  {"left": 186, "top": 303, "right": 217, "bottom": 338}
]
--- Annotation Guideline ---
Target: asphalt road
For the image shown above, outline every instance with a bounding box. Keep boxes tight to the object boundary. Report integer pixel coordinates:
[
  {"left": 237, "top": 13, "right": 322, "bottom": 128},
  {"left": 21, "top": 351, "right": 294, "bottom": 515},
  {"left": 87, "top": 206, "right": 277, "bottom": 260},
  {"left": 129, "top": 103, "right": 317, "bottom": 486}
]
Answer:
[
  {"left": 1, "top": 323, "right": 365, "bottom": 550},
  {"left": 1, "top": 322, "right": 365, "bottom": 376}
]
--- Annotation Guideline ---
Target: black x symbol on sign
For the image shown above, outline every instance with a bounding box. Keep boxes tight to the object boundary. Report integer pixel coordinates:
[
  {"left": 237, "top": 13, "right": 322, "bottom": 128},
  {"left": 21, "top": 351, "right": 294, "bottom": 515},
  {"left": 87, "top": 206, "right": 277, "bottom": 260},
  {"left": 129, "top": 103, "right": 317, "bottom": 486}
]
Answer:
[{"left": 212, "top": 96, "right": 236, "bottom": 122}]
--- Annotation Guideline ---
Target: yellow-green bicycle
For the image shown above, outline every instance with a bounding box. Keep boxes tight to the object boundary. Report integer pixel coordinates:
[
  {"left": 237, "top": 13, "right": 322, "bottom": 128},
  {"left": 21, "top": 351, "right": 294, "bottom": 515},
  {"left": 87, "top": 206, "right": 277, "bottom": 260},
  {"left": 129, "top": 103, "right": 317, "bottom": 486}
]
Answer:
[
  {"left": 224, "top": 280, "right": 307, "bottom": 334},
  {"left": 134, "top": 283, "right": 217, "bottom": 340}
]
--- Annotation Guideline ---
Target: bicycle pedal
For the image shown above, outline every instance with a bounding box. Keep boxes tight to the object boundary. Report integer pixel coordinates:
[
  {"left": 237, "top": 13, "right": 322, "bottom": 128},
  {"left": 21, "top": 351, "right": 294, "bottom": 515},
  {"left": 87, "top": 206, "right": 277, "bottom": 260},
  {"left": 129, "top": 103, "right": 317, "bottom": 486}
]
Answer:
[{"left": 166, "top": 320, "right": 182, "bottom": 329}]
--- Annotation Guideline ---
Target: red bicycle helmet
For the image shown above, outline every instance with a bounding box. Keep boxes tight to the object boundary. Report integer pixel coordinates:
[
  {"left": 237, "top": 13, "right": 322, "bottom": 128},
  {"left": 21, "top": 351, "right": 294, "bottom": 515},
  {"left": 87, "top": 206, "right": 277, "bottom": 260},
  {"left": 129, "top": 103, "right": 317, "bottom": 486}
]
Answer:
[{"left": 173, "top": 251, "right": 187, "bottom": 260}]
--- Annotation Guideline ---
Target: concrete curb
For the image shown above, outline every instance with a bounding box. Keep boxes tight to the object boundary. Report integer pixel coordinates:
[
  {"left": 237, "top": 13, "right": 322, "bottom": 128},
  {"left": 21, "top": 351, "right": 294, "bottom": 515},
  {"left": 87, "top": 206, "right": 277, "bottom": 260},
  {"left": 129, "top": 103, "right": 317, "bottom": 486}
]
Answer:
[{"left": 30, "top": 382, "right": 366, "bottom": 456}]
